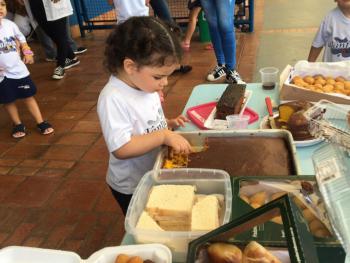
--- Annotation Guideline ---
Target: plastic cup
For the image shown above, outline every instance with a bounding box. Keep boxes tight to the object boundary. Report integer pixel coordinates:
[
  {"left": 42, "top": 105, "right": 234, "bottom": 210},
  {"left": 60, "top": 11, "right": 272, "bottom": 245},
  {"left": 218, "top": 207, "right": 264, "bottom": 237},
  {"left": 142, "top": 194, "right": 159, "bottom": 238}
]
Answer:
[
  {"left": 259, "top": 67, "right": 279, "bottom": 90},
  {"left": 226, "top": 114, "right": 249, "bottom": 129}
]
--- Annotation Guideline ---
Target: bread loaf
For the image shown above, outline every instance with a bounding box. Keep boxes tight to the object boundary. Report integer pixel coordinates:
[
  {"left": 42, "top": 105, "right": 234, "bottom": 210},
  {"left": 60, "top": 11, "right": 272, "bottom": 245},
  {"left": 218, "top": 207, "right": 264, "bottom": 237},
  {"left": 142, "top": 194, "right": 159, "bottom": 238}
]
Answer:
[{"left": 207, "top": 243, "right": 243, "bottom": 263}]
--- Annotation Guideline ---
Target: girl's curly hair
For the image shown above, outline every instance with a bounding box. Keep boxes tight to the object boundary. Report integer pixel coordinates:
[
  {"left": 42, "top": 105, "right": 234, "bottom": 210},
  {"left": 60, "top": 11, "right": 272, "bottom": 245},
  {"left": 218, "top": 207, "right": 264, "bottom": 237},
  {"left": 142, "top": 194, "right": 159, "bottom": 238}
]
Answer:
[{"left": 104, "top": 16, "right": 183, "bottom": 74}]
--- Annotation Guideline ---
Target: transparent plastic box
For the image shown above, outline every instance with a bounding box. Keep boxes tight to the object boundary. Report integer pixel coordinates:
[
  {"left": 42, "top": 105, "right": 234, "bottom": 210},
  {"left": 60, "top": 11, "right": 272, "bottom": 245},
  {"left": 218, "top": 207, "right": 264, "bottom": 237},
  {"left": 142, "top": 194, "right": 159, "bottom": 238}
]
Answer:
[
  {"left": 304, "top": 99, "right": 350, "bottom": 150},
  {"left": 0, "top": 244, "right": 172, "bottom": 263},
  {"left": 124, "top": 169, "right": 232, "bottom": 262}
]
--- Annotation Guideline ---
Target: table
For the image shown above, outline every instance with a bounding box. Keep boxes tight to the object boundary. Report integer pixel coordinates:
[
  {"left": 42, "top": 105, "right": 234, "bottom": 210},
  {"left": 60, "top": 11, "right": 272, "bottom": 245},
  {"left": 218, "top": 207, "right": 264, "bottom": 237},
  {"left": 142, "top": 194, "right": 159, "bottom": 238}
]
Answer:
[
  {"left": 121, "top": 83, "right": 325, "bottom": 253},
  {"left": 178, "top": 83, "right": 326, "bottom": 175}
]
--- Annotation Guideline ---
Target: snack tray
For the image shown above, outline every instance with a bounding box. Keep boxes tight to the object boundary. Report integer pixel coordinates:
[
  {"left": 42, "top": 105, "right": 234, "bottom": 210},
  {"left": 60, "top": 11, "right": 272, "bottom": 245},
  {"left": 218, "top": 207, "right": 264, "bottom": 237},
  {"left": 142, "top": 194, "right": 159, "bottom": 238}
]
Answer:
[
  {"left": 0, "top": 244, "right": 172, "bottom": 263},
  {"left": 304, "top": 100, "right": 350, "bottom": 150},
  {"left": 153, "top": 130, "right": 301, "bottom": 175},
  {"left": 187, "top": 101, "right": 258, "bottom": 130}
]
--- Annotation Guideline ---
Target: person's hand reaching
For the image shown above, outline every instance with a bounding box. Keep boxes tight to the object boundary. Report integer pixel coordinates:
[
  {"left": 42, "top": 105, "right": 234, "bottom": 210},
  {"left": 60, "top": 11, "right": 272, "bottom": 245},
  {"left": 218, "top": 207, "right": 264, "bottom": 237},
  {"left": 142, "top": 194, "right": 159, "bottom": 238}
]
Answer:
[
  {"left": 163, "top": 130, "right": 192, "bottom": 154},
  {"left": 167, "top": 115, "right": 189, "bottom": 129}
]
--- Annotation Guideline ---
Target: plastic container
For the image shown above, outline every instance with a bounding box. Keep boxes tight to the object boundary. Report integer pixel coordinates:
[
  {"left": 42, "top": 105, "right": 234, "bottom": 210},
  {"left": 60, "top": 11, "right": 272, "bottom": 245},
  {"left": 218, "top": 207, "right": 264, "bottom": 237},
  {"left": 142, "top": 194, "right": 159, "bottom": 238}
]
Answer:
[
  {"left": 226, "top": 114, "right": 249, "bottom": 129},
  {"left": 260, "top": 67, "right": 279, "bottom": 90},
  {"left": 0, "top": 244, "right": 172, "bottom": 263},
  {"left": 124, "top": 169, "right": 232, "bottom": 262}
]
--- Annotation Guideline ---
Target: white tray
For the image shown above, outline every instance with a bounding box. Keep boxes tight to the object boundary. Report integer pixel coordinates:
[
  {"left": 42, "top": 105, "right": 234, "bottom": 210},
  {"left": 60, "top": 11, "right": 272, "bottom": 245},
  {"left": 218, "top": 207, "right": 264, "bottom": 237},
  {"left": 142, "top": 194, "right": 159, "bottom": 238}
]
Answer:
[{"left": 0, "top": 244, "right": 172, "bottom": 263}]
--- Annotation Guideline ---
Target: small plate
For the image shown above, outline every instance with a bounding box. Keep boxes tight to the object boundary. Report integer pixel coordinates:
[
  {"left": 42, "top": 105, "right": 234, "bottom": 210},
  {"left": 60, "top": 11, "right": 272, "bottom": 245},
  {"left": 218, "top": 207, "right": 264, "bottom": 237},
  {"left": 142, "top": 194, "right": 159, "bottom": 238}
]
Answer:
[{"left": 260, "top": 114, "right": 323, "bottom": 147}]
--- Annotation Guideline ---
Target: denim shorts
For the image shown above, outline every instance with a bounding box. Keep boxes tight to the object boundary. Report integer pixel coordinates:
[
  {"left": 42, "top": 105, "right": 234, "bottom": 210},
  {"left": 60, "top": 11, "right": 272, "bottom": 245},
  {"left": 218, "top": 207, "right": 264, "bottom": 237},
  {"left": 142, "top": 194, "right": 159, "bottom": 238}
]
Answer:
[{"left": 0, "top": 75, "right": 37, "bottom": 104}]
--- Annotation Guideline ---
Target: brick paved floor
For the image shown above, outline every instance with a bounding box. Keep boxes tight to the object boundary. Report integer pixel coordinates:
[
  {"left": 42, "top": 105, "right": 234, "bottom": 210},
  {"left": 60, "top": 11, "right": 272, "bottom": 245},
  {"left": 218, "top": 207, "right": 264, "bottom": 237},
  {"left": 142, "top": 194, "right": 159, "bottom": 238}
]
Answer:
[{"left": 0, "top": 7, "right": 262, "bottom": 259}]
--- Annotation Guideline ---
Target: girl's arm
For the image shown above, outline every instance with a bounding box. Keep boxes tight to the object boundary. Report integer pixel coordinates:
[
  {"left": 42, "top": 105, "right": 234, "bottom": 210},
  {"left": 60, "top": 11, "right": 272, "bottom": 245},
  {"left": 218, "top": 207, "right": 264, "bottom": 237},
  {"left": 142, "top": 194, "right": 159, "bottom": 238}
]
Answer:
[
  {"left": 12, "top": 20, "right": 34, "bottom": 64},
  {"left": 308, "top": 46, "right": 323, "bottom": 62},
  {"left": 112, "top": 129, "right": 192, "bottom": 159}
]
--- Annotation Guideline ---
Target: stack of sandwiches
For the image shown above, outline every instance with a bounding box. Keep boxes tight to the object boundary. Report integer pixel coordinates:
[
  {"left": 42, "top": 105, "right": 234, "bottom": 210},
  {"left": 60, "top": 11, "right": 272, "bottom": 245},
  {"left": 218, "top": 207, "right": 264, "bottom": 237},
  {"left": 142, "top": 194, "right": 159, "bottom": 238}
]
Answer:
[{"left": 136, "top": 184, "right": 223, "bottom": 232}]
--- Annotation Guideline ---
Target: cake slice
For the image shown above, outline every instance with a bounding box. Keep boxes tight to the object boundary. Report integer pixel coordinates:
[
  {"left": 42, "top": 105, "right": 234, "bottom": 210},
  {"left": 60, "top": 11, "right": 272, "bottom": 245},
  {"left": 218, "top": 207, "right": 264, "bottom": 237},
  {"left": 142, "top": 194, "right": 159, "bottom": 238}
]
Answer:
[
  {"left": 191, "top": 195, "right": 219, "bottom": 231},
  {"left": 215, "top": 83, "right": 246, "bottom": 120},
  {"left": 146, "top": 185, "right": 196, "bottom": 217},
  {"left": 136, "top": 211, "right": 164, "bottom": 231}
]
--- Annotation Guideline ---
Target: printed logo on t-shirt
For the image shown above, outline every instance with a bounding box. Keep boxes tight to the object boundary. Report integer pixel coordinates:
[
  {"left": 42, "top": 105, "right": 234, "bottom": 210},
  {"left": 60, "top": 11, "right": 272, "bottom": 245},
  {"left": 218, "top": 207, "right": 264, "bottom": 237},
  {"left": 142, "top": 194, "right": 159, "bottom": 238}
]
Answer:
[
  {"left": 0, "top": 36, "right": 17, "bottom": 54},
  {"left": 145, "top": 107, "right": 167, "bottom": 133},
  {"left": 18, "top": 85, "right": 30, "bottom": 90},
  {"left": 329, "top": 37, "right": 350, "bottom": 58}
]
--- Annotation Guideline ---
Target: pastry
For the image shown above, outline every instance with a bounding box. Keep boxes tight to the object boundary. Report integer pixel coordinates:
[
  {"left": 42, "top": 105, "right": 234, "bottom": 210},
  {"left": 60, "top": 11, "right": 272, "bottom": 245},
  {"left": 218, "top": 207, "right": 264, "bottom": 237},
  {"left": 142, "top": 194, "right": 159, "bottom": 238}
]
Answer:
[
  {"left": 207, "top": 242, "right": 243, "bottom": 263},
  {"left": 115, "top": 254, "right": 130, "bottom": 263},
  {"left": 249, "top": 191, "right": 267, "bottom": 206},
  {"left": 243, "top": 241, "right": 282, "bottom": 263}
]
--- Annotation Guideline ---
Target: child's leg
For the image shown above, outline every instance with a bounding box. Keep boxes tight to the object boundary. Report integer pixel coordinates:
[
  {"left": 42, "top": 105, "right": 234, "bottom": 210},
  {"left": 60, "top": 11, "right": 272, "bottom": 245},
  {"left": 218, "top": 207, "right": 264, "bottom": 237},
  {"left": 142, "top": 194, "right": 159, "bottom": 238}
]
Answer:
[
  {"left": 109, "top": 187, "right": 133, "bottom": 216},
  {"left": 23, "top": 96, "right": 54, "bottom": 134},
  {"left": 4, "top": 102, "right": 26, "bottom": 138},
  {"left": 183, "top": 7, "right": 202, "bottom": 47}
]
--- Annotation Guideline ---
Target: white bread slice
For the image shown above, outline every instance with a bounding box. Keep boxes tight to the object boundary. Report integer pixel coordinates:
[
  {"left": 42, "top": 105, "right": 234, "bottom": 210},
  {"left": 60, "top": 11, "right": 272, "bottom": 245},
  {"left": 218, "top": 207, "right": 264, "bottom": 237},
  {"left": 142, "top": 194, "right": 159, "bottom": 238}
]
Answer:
[
  {"left": 191, "top": 195, "right": 219, "bottom": 231},
  {"left": 195, "top": 194, "right": 225, "bottom": 208},
  {"left": 146, "top": 185, "right": 196, "bottom": 216},
  {"left": 136, "top": 211, "right": 164, "bottom": 231}
]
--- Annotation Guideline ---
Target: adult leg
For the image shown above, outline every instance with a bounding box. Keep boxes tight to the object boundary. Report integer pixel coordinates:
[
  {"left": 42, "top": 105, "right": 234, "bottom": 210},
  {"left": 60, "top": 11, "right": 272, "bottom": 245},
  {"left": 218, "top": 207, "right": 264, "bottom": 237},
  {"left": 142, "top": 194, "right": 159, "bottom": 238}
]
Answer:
[
  {"left": 66, "top": 18, "right": 77, "bottom": 52},
  {"left": 34, "top": 25, "right": 57, "bottom": 60},
  {"left": 216, "top": 0, "right": 235, "bottom": 70},
  {"left": 200, "top": 0, "right": 224, "bottom": 66},
  {"left": 150, "top": 0, "right": 174, "bottom": 23}
]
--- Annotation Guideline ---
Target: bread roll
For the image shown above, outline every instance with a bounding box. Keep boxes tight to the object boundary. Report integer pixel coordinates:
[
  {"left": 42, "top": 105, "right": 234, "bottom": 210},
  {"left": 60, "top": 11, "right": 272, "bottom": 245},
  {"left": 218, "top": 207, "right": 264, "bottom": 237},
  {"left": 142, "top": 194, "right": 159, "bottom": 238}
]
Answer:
[
  {"left": 250, "top": 192, "right": 267, "bottom": 206},
  {"left": 302, "top": 208, "right": 316, "bottom": 222},
  {"left": 127, "top": 256, "right": 143, "bottom": 263},
  {"left": 207, "top": 242, "right": 243, "bottom": 263},
  {"left": 115, "top": 254, "right": 130, "bottom": 263},
  {"left": 314, "top": 227, "right": 331, "bottom": 238},
  {"left": 270, "top": 216, "right": 283, "bottom": 225},
  {"left": 335, "top": 76, "right": 345, "bottom": 82},
  {"left": 240, "top": 194, "right": 250, "bottom": 204},
  {"left": 243, "top": 241, "right": 282, "bottom": 263},
  {"left": 270, "top": 192, "right": 287, "bottom": 201},
  {"left": 309, "top": 219, "right": 324, "bottom": 233},
  {"left": 250, "top": 202, "right": 262, "bottom": 209}
]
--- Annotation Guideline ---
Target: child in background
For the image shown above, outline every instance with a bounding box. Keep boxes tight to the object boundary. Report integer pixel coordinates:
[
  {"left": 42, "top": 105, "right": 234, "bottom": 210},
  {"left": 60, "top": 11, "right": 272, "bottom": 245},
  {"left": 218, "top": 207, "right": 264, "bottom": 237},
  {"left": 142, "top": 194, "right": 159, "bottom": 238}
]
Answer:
[
  {"left": 182, "top": 0, "right": 213, "bottom": 51},
  {"left": 97, "top": 16, "right": 192, "bottom": 215},
  {"left": 0, "top": 0, "right": 54, "bottom": 138},
  {"left": 107, "top": 0, "right": 149, "bottom": 24},
  {"left": 308, "top": 0, "right": 350, "bottom": 62}
]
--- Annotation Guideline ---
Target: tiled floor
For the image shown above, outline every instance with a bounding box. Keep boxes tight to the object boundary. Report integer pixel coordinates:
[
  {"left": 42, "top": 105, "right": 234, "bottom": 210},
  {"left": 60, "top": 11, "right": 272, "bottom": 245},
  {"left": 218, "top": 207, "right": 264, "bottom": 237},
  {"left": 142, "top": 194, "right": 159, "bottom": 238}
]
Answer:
[{"left": 0, "top": 0, "right": 333, "bottom": 259}]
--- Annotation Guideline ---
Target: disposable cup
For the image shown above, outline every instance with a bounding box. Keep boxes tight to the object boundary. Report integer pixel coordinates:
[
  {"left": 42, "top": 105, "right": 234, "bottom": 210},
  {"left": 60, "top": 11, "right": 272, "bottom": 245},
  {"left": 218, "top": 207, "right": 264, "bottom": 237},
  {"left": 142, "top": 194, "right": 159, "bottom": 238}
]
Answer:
[
  {"left": 259, "top": 67, "right": 279, "bottom": 90},
  {"left": 226, "top": 114, "right": 249, "bottom": 129}
]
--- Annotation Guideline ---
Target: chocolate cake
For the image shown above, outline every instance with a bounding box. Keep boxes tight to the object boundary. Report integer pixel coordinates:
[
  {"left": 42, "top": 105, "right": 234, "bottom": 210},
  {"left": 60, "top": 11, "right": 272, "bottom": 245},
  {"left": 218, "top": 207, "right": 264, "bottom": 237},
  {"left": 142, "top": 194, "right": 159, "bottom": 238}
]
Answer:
[
  {"left": 187, "top": 137, "right": 295, "bottom": 176},
  {"left": 275, "top": 101, "right": 313, "bottom": 140},
  {"left": 215, "top": 83, "right": 246, "bottom": 120}
]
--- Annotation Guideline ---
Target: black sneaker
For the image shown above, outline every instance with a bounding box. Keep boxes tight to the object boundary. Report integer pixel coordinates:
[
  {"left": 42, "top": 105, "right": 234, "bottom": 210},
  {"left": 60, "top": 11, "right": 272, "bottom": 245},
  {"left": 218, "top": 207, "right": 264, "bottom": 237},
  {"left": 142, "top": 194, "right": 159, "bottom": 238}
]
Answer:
[
  {"left": 226, "top": 69, "right": 245, "bottom": 84},
  {"left": 64, "top": 57, "right": 80, "bottom": 69},
  {"left": 73, "top": 47, "right": 87, "bottom": 55},
  {"left": 52, "top": 66, "right": 65, "bottom": 80},
  {"left": 173, "top": 65, "right": 192, "bottom": 74},
  {"left": 207, "top": 65, "right": 226, "bottom": 81}
]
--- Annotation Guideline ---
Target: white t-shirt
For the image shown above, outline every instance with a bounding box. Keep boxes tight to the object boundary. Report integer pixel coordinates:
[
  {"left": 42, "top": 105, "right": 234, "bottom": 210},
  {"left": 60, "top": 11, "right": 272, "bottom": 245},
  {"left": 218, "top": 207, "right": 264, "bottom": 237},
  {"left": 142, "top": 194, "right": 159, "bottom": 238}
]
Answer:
[
  {"left": 0, "top": 19, "right": 29, "bottom": 79},
  {"left": 42, "top": 0, "right": 73, "bottom": 21},
  {"left": 113, "top": 0, "right": 149, "bottom": 24},
  {"left": 312, "top": 7, "right": 350, "bottom": 62},
  {"left": 97, "top": 76, "right": 167, "bottom": 194}
]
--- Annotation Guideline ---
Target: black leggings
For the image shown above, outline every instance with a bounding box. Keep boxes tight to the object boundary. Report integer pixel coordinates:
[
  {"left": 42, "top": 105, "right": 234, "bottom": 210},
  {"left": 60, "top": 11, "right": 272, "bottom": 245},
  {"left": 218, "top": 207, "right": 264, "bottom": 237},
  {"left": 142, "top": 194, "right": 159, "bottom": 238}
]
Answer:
[
  {"left": 28, "top": 0, "right": 74, "bottom": 67},
  {"left": 109, "top": 187, "right": 133, "bottom": 216}
]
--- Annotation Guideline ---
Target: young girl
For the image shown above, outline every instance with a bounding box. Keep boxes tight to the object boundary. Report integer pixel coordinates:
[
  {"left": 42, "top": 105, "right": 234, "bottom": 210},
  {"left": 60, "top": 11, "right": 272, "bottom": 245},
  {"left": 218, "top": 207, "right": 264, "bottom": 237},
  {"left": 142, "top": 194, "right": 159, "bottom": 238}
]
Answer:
[
  {"left": 308, "top": 0, "right": 350, "bottom": 62},
  {"left": 0, "top": 0, "right": 54, "bottom": 138},
  {"left": 97, "top": 16, "right": 192, "bottom": 215}
]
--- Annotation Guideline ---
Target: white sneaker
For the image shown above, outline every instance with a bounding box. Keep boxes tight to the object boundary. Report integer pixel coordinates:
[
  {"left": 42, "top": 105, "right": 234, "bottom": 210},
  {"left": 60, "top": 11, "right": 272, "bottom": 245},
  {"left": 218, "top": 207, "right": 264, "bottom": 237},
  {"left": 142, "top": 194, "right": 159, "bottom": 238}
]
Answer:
[
  {"left": 226, "top": 69, "right": 245, "bottom": 84},
  {"left": 207, "top": 65, "right": 226, "bottom": 81}
]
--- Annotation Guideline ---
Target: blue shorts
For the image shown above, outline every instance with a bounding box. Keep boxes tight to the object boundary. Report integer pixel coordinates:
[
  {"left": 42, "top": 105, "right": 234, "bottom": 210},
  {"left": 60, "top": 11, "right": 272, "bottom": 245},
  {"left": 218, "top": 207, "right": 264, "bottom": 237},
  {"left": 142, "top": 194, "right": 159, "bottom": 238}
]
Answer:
[{"left": 0, "top": 76, "right": 37, "bottom": 104}]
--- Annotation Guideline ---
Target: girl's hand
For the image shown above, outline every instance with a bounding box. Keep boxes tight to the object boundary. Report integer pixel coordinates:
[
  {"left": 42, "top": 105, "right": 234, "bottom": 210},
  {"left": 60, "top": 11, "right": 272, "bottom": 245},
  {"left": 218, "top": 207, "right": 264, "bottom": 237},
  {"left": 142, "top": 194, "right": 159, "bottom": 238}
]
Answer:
[
  {"left": 163, "top": 130, "right": 192, "bottom": 154},
  {"left": 23, "top": 55, "right": 34, "bottom": 64},
  {"left": 167, "top": 115, "right": 189, "bottom": 129}
]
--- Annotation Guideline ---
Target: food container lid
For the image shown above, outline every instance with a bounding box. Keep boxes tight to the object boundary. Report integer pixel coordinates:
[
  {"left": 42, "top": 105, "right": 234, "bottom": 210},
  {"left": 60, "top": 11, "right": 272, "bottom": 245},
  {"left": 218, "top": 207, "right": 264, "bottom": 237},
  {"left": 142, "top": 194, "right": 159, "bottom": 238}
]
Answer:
[
  {"left": 187, "top": 195, "right": 319, "bottom": 263},
  {"left": 303, "top": 100, "right": 350, "bottom": 150}
]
